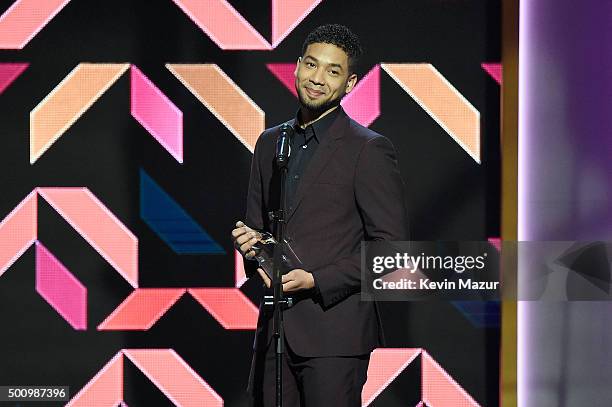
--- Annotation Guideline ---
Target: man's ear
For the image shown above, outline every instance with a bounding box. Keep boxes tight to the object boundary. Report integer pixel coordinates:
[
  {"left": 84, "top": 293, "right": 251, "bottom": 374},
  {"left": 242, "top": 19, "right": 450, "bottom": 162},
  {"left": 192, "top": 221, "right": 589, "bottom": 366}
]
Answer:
[
  {"left": 294, "top": 57, "right": 301, "bottom": 77},
  {"left": 345, "top": 73, "right": 358, "bottom": 94}
]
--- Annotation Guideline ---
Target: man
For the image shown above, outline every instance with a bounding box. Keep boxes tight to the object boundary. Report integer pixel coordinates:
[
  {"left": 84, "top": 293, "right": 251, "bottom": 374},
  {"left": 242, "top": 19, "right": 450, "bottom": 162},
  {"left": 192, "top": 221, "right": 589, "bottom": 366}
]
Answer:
[{"left": 232, "top": 24, "right": 408, "bottom": 407}]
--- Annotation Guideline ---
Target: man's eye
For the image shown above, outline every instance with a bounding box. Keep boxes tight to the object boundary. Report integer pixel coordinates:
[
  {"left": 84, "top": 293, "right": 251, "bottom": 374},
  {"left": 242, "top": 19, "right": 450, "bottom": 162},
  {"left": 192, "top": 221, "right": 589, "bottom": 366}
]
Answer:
[
  {"left": 306, "top": 62, "right": 315, "bottom": 68},
  {"left": 330, "top": 70, "right": 339, "bottom": 75}
]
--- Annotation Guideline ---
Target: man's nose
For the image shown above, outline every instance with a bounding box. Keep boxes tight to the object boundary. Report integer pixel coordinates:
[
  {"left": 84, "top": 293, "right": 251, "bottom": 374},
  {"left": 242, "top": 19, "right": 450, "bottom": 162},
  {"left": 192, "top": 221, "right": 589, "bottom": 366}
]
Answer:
[{"left": 310, "top": 67, "right": 325, "bottom": 85}]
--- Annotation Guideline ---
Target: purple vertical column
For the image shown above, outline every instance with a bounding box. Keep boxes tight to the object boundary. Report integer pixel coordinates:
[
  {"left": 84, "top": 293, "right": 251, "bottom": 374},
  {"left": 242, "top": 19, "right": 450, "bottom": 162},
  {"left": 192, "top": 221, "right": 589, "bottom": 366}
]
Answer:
[{"left": 519, "top": 0, "right": 612, "bottom": 405}]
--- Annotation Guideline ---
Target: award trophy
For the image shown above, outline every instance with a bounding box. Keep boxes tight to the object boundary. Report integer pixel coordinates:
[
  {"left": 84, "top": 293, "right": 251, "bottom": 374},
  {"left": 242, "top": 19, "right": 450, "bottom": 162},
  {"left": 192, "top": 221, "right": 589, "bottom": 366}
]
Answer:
[{"left": 252, "top": 231, "right": 302, "bottom": 280}]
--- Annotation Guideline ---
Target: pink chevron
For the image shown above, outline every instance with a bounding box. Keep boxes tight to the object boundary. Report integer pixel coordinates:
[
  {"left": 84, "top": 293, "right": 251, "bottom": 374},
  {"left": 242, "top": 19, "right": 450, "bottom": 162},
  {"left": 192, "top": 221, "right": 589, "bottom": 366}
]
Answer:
[
  {"left": 0, "top": 190, "right": 37, "bottom": 277},
  {"left": 481, "top": 63, "right": 502, "bottom": 85},
  {"left": 362, "top": 348, "right": 421, "bottom": 407},
  {"left": 0, "top": 0, "right": 71, "bottom": 49},
  {"left": 416, "top": 403, "right": 425, "bottom": 407},
  {"left": 271, "top": 0, "right": 323, "bottom": 47},
  {"left": 235, "top": 250, "right": 247, "bottom": 288},
  {"left": 130, "top": 65, "right": 183, "bottom": 163},
  {"left": 341, "top": 64, "right": 380, "bottom": 127},
  {"left": 171, "top": 0, "right": 270, "bottom": 50},
  {"left": 123, "top": 349, "right": 223, "bottom": 407},
  {"left": 488, "top": 237, "right": 501, "bottom": 252},
  {"left": 120, "top": 403, "right": 128, "bottom": 407},
  {"left": 422, "top": 351, "right": 480, "bottom": 407},
  {"left": 37, "top": 188, "right": 138, "bottom": 288},
  {"left": 0, "top": 63, "right": 28, "bottom": 94},
  {"left": 266, "top": 63, "right": 297, "bottom": 97},
  {"left": 188, "top": 288, "right": 258, "bottom": 330},
  {"left": 35, "top": 241, "right": 87, "bottom": 330},
  {"left": 66, "top": 351, "right": 123, "bottom": 407},
  {"left": 98, "top": 288, "right": 186, "bottom": 330}
]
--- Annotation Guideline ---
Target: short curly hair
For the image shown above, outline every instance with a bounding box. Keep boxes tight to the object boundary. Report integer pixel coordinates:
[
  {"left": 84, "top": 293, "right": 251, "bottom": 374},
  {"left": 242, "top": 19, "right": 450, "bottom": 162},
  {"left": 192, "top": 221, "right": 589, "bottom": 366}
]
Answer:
[{"left": 301, "top": 24, "right": 363, "bottom": 74}]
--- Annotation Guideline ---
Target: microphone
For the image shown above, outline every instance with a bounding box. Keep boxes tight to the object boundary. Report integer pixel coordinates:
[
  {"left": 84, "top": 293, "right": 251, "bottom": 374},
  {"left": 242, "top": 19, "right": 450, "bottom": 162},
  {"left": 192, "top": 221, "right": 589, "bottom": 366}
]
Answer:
[{"left": 275, "top": 123, "right": 294, "bottom": 168}]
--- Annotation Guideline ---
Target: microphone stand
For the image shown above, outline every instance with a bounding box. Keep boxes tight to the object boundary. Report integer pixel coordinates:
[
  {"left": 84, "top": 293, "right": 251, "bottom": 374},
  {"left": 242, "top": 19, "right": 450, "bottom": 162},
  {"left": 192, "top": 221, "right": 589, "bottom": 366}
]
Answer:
[{"left": 271, "top": 124, "right": 292, "bottom": 407}]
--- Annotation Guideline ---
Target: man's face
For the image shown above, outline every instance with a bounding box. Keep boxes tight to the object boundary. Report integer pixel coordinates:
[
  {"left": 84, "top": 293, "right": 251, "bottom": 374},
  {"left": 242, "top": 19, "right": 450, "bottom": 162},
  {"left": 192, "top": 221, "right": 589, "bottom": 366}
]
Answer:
[{"left": 294, "top": 42, "right": 357, "bottom": 114}]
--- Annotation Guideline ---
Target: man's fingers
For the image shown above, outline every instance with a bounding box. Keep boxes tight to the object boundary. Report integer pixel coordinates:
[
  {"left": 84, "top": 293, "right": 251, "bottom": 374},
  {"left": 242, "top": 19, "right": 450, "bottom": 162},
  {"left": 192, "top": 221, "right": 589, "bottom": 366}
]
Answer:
[
  {"left": 245, "top": 249, "right": 256, "bottom": 260},
  {"left": 231, "top": 221, "right": 246, "bottom": 238},
  {"left": 257, "top": 268, "right": 271, "bottom": 288},
  {"left": 281, "top": 271, "right": 295, "bottom": 283},
  {"left": 240, "top": 238, "right": 257, "bottom": 254},
  {"left": 282, "top": 280, "right": 299, "bottom": 292},
  {"left": 232, "top": 228, "right": 252, "bottom": 241},
  {"left": 235, "top": 232, "right": 255, "bottom": 246}
]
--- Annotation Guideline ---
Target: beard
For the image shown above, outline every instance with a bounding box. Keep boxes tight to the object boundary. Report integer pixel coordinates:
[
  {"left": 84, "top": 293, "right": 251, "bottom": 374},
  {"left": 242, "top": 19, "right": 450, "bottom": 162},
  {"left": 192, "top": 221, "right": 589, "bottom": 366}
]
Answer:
[{"left": 296, "top": 86, "right": 345, "bottom": 116}]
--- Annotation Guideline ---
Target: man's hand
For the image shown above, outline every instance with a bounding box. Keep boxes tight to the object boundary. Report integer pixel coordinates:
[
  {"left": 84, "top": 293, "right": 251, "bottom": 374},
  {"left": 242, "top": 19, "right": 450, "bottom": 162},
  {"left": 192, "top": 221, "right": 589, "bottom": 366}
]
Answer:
[
  {"left": 231, "top": 221, "right": 259, "bottom": 259},
  {"left": 282, "top": 269, "right": 315, "bottom": 292},
  {"left": 257, "top": 268, "right": 315, "bottom": 292}
]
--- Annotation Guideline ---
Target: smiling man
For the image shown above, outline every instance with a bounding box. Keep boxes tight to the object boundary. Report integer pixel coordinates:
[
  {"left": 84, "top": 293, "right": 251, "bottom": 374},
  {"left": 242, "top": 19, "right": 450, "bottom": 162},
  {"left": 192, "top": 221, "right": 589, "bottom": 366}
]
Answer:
[{"left": 232, "top": 24, "right": 408, "bottom": 407}]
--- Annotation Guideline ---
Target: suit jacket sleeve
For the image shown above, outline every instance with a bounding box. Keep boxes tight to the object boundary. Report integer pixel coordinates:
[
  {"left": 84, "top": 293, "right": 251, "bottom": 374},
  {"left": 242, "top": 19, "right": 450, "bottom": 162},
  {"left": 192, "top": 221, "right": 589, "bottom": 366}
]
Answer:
[
  {"left": 312, "top": 135, "right": 409, "bottom": 308},
  {"left": 243, "top": 133, "right": 267, "bottom": 279}
]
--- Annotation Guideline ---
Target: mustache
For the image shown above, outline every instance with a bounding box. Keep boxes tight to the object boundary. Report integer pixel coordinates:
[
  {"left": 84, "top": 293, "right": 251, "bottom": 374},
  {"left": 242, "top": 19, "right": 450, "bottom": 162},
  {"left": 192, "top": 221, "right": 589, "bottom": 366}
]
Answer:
[{"left": 304, "top": 86, "right": 325, "bottom": 93}]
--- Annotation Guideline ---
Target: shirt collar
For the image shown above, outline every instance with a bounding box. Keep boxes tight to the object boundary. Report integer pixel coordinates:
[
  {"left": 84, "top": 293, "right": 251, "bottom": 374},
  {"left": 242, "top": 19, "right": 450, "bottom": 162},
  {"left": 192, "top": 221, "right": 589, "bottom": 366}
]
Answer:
[{"left": 294, "top": 106, "right": 342, "bottom": 142}]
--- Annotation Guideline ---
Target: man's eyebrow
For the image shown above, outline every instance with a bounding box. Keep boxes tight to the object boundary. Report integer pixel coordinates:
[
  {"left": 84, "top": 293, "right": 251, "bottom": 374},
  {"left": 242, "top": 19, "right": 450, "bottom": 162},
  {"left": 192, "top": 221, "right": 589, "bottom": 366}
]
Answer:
[{"left": 303, "top": 55, "right": 344, "bottom": 70}]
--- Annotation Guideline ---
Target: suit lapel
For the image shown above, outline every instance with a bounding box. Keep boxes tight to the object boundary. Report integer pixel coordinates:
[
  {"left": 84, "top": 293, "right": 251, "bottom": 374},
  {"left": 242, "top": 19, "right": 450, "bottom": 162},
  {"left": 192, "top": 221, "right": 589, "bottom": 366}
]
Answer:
[{"left": 286, "top": 110, "right": 349, "bottom": 222}]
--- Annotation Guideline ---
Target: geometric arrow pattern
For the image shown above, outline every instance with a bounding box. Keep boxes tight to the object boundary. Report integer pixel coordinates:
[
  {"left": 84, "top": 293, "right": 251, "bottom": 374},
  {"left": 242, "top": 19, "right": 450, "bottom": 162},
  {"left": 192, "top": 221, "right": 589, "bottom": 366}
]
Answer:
[
  {"left": 271, "top": 0, "right": 325, "bottom": 48},
  {"left": 170, "top": 0, "right": 323, "bottom": 50},
  {"left": 93, "top": 287, "right": 259, "bottom": 331},
  {"left": 0, "top": 190, "right": 37, "bottom": 277},
  {"left": 140, "top": 169, "right": 224, "bottom": 254},
  {"left": 35, "top": 240, "right": 87, "bottom": 330},
  {"left": 266, "top": 63, "right": 298, "bottom": 97},
  {"left": 1, "top": 0, "right": 323, "bottom": 51},
  {"left": 30, "top": 63, "right": 184, "bottom": 164},
  {"left": 26, "top": 62, "right": 482, "bottom": 162},
  {"left": 97, "top": 288, "right": 186, "bottom": 331},
  {"left": 66, "top": 351, "right": 124, "bottom": 407},
  {"left": 0, "top": 187, "right": 261, "bottom": 331},
  {"left": 382, "top": 63, "right": 481, "bottom": 164},
  {"left": 0, "top": 188, "right": 139, "bottom": 304},
  {"left": 0, "top": 0, "right": 71, "bottom": 49},
  {"left": 363, "top": 349, "right": 481, "bottom": 407},
  {"left": 422, "top": 350, "right": 480, "bottom": 407},
  {"left": 66, "top": 347, "right": 481, "bottom": 406},
  {"left": 30, "top": 63, "right": 130, "bottom": 164},
  {"left": 62, "top": 347, "right": 489, "bottom": 407},
  {"left": 481, "top": 63, "right": 502, "bottom": 85},
  {"left": 67, "top": 349, "right": 223, "bottom": 407},
  {"left": 171, "top": 0, "right": 270, "bottom": 50},
  {"left": 362, "top": 348, "right": 421, "bottom": 406},
  {"left": 0, "top": 62, "right": 29, "bottom": 94},
  {"left": 123, "top": 349, "right": 223, "bottom": 407},
  {"left": 340, "top": 64, "right": 381, "bottom": 127},
  {"left": 131, "top": 66, "right": 184, "bottom": 163},
  {"left": 167, "top": 63, "right": 265, "bottom": 152},
  {"left": 188, "top": 288, "right": 259, "bottom": 330},
  {"left": 37, "top": 187, "right": 139, "bottom": 288}
]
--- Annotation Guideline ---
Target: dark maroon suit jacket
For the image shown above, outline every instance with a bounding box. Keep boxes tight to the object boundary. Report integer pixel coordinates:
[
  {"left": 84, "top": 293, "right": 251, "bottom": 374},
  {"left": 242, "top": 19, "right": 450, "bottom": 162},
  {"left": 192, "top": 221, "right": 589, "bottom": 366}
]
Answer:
[{"left": 244, "top": 107, "right": 408, "bottom": 357}]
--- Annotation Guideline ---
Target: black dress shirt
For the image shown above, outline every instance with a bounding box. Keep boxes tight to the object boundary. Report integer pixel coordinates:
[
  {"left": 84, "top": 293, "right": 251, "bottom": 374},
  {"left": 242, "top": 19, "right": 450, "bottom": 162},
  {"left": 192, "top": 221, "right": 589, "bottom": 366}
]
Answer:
[
  {"left": 285, "top": 107, "right": 341, "bottom": 212},
  {"left": 282, "top": 106, "right": 341, "bottom": 298}
]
